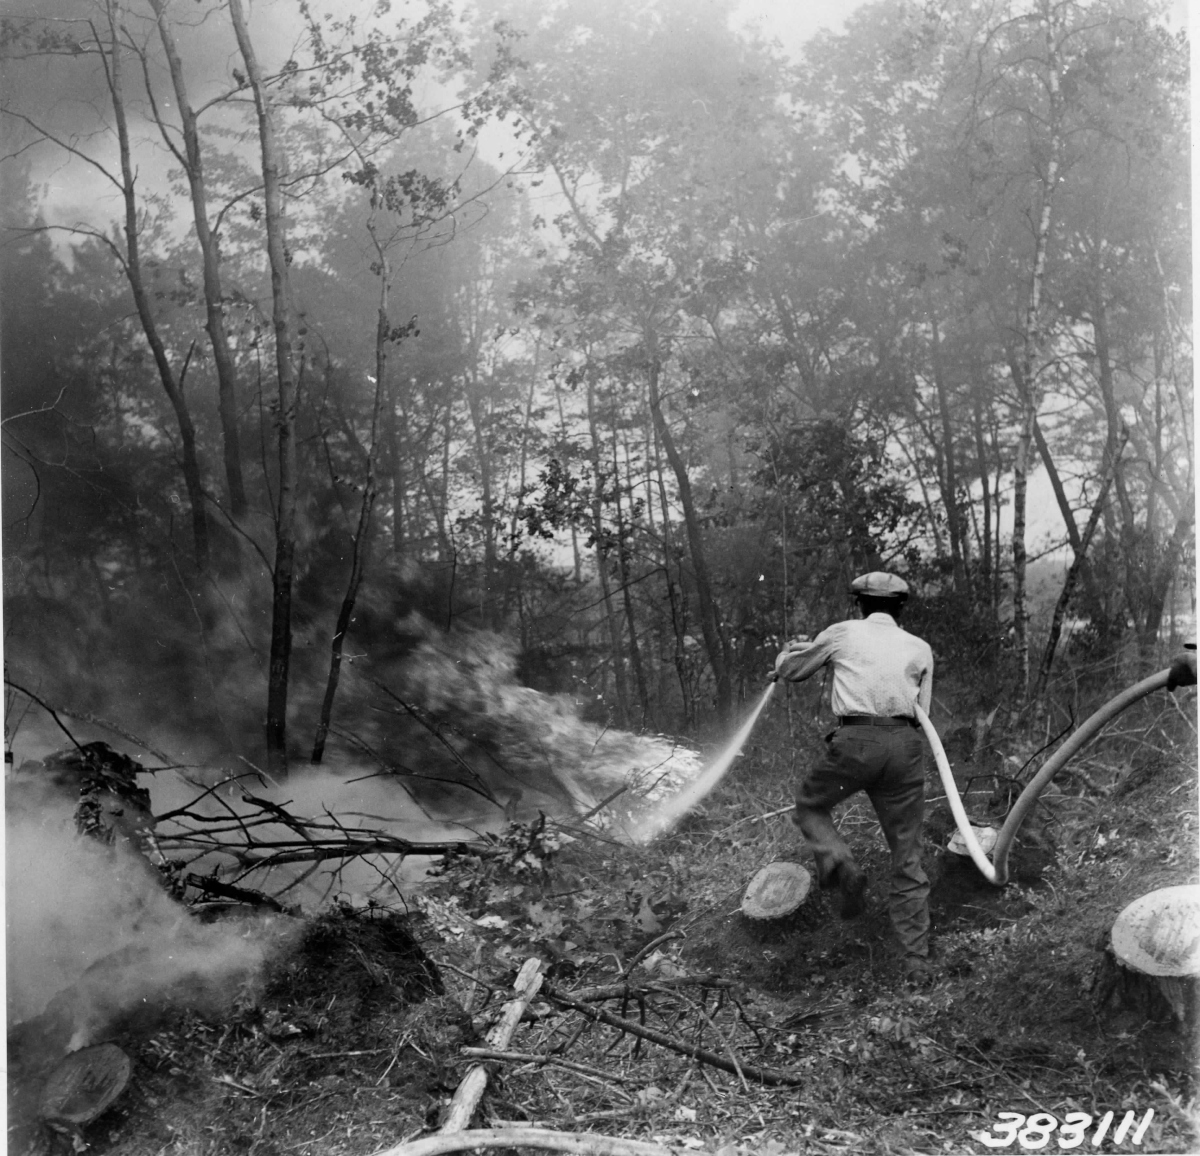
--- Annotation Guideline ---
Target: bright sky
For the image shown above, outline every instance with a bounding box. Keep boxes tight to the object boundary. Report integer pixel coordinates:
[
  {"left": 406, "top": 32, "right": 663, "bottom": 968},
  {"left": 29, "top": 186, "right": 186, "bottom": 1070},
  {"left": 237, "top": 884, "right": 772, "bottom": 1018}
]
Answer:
[
  {"left": 733, "top": 0, "right": 866, "bottom": 52},
  {"left": 737, "top": 0, "right": 1189, "bottom": 49}
]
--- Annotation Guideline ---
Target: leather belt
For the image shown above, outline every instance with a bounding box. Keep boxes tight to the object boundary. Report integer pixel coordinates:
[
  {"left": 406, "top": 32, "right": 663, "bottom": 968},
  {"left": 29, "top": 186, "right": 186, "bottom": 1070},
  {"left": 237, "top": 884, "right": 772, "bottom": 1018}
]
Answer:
[{"left": 838, "top": 715, "right": 915, "bottom": 728}]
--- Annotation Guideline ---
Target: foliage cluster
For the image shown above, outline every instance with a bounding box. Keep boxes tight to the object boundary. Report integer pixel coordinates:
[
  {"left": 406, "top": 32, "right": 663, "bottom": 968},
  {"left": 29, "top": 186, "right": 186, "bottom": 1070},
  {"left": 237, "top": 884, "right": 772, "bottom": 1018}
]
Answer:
[{"left": 0, "top": 0, "right": 1192, "bottom": 773}]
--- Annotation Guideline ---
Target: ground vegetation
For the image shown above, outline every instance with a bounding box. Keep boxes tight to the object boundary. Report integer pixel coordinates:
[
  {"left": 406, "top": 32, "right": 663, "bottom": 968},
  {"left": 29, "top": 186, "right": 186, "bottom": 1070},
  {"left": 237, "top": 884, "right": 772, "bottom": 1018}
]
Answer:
[
  {"left": 5, "top": 678, "right": 1196, "bottom": 1154},
  {"left": 1, "top": 0, "right": 1195, "bottom": 1151}
]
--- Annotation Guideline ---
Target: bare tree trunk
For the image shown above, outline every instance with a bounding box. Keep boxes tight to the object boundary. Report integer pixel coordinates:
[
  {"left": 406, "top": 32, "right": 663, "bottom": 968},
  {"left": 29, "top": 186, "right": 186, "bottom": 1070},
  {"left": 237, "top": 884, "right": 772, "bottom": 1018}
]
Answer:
[
  {"left": 465, "top": 373, "right": 498, "bottom": 626},
  {"left": 614, "top": 423, "right": 649, "bottom": 727},
  {"left": 416, "top": 393, "right": 452, "bottom": 561},
  {"left": 1141, "top": 507, "right": 1195, "bottom": 660},
  {"left": 652, "top": 421, "right": 691, "bottom": 729},
  {"left": 149, "top": 0, "right": 246, "bottom": 517},
  {"left": 988, "top": 413, "right": 1005, "bottom": 615},
  {"left": 502, "top": 356, "right": 540, "bottom": 621},
  {"left": 1151, "top": 243, "right": 1194, "bottom": 468},
  {"left": 646, "top": 354, "right": 731, "bottom": 723},
  {"left": 930, "top": 313, "right": 967, "bottom": 596},
  {"left": 971, "top": 390, "right": 993, "bottom": 613},
  {"left": 312, "top": 257, "right": 390, "bottom": 762},
  {"left": 230, "top": 0, "right": 298, "bottom": 776},
  {"left": 896, "top": 429, "right": 946, "bottom": 558},
  {"left": 1091, "top": 291, "right": 1143, "bottom": 632},
  {"left": 1011, "top": 398, "right": 1039, "bottom": 695},
  {"left": 552, "top": 372, "right": 582, "bottom": 584},
  {"left": 1032, "top": 431, "right": 1126, "bottom": 700},
  {"left": 1030, "top": 413, "right": 1103, "bottom": 616},
  {"left": 311, "top": 394, "right": 380, "bottom": 763},
  {"left": 104, "top": 1, "right": 208, "bottom": 571},
  {"left": 1009, "top": 21, "right": 1061, "bottom": 698},
  {"left": 383, "top": 376, "right": 403, "bottom": 553},
  {"left": 586, "top": 376, "right": 629, "bottom": 726}
]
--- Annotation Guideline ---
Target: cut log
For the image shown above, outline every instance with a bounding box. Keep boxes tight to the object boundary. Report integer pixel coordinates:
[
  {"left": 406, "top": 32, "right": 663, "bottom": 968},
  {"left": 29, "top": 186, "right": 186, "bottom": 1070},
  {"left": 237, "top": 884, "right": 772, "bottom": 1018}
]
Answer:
[
  {"left": 439, "top": 956, "right": 543, "bottom": 1133},
  {"left": 740, "top": 861, "right": 812, "bottom": 922},
  {"left": 39, "top": 1043, "right": 132, "bottom": 1130},
  {"left": 1108, "top": 884, "right": 1200, "bottom": 1024},
  {"left": 371, "top": 1126, "right": 678, "bottom": 1156}
]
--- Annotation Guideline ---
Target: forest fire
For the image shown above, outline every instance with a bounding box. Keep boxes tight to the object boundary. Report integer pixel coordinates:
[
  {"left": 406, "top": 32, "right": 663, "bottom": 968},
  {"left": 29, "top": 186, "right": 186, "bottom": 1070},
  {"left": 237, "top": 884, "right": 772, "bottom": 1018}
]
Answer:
[
  {"left": 2, "top": 0, "right": 1195, "bottom": 1148},
  {"left": 4, "top": 634, "right": 713, "bottom": 1151},
  {"left": 5, "top": 623, "right": 707, "bottom": 1055}
]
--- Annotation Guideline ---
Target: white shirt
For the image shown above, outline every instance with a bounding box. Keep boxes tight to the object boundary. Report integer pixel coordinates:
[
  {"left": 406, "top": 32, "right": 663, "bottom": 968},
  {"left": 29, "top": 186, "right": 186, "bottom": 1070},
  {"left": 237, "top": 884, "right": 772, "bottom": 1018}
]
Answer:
[{"left": 774, "top": 612, "right": 933, "bottom": 718}]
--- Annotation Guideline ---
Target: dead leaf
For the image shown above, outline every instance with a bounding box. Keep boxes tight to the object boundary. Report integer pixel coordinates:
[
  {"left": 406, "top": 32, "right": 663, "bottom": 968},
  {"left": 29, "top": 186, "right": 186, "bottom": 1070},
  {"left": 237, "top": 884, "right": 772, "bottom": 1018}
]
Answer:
[
  {"left": 635, "top": 897, "right": 661, "bottom": 933},
  {"left": 525, "top": 901, "right": 565, "bottom": 938}
]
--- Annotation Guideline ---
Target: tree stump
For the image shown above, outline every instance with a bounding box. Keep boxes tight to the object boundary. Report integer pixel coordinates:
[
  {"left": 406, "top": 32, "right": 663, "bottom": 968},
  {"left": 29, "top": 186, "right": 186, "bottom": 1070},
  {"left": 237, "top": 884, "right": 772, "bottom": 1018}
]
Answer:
[
  {"left": 39, "top": 1043, "right": 132, "bottom": 1131},
  {"left": 740, "top": 861, "right": 814, "bottom": 937},
  {"left": 1093, "top": 884, "right": 1200, "bottom": 1029}
]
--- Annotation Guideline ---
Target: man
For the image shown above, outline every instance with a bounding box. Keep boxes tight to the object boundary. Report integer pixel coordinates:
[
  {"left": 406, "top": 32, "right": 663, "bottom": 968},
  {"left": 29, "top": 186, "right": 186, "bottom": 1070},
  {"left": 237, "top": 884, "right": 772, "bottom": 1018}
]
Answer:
[{"left": 771, "top": 571, "right": 935, "bottom": 983}]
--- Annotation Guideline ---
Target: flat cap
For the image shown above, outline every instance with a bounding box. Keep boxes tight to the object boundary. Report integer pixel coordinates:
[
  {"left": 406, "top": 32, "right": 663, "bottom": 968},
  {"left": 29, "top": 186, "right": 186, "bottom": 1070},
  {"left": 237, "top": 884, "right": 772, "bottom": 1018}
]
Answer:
[{"left": 851, "top": 571, "right": 909, "bottom": 598}]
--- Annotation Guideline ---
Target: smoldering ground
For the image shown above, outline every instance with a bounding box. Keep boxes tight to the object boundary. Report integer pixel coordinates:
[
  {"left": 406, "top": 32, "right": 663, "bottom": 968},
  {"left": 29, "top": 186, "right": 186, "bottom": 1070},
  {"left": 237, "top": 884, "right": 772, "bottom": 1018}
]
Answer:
[
  {"left": 5, "top": 606, "right": 707, "bottom": 1043},
  {"left": 5, "top": 791, "right": 282, "bottom": 1040}
]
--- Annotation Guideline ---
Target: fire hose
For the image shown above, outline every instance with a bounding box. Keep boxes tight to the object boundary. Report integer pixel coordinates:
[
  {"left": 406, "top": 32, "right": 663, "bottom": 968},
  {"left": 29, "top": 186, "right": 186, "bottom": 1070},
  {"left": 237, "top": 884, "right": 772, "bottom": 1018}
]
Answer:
[
  {"left": 919, "top": 664, "right": 1183, "bottom": 886},
  {"left": 637, "top": 656, "right": 1190, "bottom": 884}
]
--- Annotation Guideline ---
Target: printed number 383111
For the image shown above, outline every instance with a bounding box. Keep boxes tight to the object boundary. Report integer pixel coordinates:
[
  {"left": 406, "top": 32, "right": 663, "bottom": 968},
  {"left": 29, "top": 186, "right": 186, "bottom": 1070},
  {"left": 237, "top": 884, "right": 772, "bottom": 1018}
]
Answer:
[{"left": 972, "top": 1110, "right": 1155, "bottom": 1149}]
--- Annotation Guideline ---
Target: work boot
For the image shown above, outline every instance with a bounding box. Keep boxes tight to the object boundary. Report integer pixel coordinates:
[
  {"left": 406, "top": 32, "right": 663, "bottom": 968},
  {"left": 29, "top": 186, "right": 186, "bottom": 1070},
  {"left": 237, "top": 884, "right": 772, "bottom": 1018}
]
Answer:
[{"left": 836, "top": 864, "right": 867, "bottom": 919}]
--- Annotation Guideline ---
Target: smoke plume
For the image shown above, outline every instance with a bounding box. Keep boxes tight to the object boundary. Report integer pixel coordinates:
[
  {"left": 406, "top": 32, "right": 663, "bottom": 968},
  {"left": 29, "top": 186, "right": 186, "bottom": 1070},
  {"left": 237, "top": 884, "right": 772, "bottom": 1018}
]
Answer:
[{"left": 6, "top": 796, "right": 278, "bottom": 1040}]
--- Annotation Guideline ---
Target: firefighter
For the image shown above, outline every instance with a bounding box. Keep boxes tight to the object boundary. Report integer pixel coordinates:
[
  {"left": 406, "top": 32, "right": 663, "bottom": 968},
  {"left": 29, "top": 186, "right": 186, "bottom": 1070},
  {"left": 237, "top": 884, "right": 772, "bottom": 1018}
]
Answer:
[{"left": 771, "top": 572, "right": 935, "bottom": 984}]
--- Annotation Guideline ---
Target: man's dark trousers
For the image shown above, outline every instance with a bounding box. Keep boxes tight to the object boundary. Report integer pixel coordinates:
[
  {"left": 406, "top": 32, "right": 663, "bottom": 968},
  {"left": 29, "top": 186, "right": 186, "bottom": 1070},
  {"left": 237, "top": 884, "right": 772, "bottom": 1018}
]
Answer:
[{"left": 793, "top": 722, "right": 930, "bottom": 959}]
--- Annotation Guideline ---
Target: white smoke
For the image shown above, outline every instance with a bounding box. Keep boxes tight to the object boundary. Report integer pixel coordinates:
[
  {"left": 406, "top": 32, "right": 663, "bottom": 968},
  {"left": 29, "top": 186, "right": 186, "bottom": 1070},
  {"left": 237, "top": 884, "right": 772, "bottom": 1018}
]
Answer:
[
  {"left": 6, "top": 798, "right": 275, "bottom": 1035},
  {"left": 4, "top": 617, "right": 716, "bottom": 1038},
  {"left": 392, "top": 616, "right": 704, "bottom": 817}
]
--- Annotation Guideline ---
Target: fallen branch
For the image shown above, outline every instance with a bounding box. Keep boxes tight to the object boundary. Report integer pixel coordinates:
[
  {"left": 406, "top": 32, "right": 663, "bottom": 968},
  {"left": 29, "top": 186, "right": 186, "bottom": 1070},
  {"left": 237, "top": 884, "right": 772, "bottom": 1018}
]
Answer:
[
  {"left": 667, "top": 985, "right": 748, "bottom": 1092},
  {"left": 433, "top": 959, "right": 504, "bottom": 1001},
  {"left": 440, "top": 957, "right": 544, "bottom": 1133},
  {"left": 157, "top": 783, "right": 492, "bottom": 881},
  {"left": 185, "top": 873, "right": 288, "bottom": 912},
  {"left": 716, "top": 804, "right": 793, "bottom": 835},
  {"left": 370, "top": 1128, "right": 679, "bottom": 1156},
  {"left": 4, "top": 679, "right": 84, "bottom": 752},
  {"left": 620, "top": 930, "right": 682, "bottom": 978},
  {"left": 576, "top": 784, "right": 629, "bottom": 822},
  {"left": 570, "top": 976, "right": 732, "bottom": 1003},
  {"left": 188, "top": 839, "right": 484, "bottom": 870},
  {"left": 459, "top": 1048, "right": 638, "bottom": 1094},
  {"left": 543, "top": 982, "right": 803, "bottom": 1086}
]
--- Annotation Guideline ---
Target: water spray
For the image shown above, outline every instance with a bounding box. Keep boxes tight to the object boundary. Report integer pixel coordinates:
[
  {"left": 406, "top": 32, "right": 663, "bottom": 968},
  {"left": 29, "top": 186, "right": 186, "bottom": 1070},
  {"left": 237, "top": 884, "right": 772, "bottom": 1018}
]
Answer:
[
  {"left": 626, "top": 659, "right": 1184, "bottom": 880},
  {"left": 626, "top": 683, "right": 777, "bottom": 844}
]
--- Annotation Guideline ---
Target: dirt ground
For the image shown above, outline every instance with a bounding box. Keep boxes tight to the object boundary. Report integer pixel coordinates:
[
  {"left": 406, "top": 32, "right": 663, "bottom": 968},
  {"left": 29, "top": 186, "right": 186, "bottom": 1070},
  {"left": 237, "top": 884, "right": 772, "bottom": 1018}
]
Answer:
[{"left": 8, "top": 698, "right": 1199, "bottom": 1156}]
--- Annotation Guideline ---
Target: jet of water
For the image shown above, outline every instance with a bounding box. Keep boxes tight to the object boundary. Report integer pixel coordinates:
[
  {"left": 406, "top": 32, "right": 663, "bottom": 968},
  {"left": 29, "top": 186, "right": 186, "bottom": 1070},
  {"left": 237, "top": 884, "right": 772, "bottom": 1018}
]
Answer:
[{"left": 624, "top": 683, "right": 776, "bottom": 844}]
